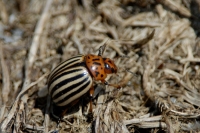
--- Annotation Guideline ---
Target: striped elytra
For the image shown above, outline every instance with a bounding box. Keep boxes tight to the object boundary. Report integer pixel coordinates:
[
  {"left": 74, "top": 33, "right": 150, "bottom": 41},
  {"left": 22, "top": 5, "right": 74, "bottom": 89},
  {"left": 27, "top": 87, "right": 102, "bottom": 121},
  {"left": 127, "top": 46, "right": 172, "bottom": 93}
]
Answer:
[
  {"left": 48, "top": 53, "right": 120, "bottom": 117},
  {"left": 48, "top": 55, "right": 93, "bottom": 107}
]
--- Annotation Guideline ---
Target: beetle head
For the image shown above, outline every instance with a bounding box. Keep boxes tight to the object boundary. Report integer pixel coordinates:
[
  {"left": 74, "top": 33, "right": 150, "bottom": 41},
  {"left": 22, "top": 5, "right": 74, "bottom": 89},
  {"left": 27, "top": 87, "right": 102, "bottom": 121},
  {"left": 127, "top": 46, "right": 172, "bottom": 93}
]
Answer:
[{"left": 103, "top": 58, "right": 117, "bottom": 74}]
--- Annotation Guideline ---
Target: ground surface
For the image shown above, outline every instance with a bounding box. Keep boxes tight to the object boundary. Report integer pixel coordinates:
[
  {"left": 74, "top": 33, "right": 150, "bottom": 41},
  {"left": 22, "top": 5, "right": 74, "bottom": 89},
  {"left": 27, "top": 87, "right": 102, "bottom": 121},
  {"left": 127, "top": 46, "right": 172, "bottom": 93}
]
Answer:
[{"left": 0, "top": 0, "right": 200, "bottom": 132}]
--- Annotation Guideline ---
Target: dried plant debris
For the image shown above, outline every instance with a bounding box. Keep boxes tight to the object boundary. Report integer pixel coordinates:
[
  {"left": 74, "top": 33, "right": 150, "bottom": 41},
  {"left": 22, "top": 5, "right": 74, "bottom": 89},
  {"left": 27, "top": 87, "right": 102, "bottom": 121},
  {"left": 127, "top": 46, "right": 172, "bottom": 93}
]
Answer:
[{"left": 0, "top": 0, "right": 200, "bottom": 132}]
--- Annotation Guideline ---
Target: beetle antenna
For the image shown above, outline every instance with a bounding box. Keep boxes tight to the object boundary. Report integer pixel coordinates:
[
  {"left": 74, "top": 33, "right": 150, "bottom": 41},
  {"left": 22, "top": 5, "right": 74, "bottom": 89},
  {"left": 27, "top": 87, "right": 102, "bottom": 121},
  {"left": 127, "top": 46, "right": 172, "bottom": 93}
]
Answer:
[
  {"left": 98, "top": 39, "right": 109, "bottom": 56},
  {"left": 98, "top": 45, "right": 103, "bottom": 56},
  {"left": 125, "top": 69, "right": 137, "bottom": 77}
]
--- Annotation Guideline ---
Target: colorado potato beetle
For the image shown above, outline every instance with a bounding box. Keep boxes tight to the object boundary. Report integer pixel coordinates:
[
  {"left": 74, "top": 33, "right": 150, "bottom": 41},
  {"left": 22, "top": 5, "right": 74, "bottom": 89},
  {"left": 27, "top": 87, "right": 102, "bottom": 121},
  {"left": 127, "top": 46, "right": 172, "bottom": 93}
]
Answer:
[{"left": 47, "top": 45, "right": 120, "bottom": 118}]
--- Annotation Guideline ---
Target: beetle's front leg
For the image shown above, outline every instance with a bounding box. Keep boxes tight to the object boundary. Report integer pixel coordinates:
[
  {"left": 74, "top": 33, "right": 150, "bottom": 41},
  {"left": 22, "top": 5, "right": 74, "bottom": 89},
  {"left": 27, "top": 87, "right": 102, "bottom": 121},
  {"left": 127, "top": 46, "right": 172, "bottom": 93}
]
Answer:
[
  {"left": 89, "top": 85, "right": 94, "bottom": 113},
  {"left": 87, "top": 85, "right": 94, "bottom": 121},
  {"left": 103, "top": 80, "right": 121, "bottom": 89}
]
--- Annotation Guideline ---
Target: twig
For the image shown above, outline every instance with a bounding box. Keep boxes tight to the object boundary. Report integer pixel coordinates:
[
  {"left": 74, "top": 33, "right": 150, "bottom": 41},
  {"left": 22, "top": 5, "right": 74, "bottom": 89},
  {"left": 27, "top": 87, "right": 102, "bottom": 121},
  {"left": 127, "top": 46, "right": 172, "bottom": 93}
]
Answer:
[
  {"left": 44, "top": 95, "right": 50, "bottom": 133},
  {"left": 136, "top": 122, "right": 167, "bottom": 128},
  {"left": 22, "top": 124, "right": 44, "bottom": 132},
  {"left": 160, "top": 0, "right": 191, "bottom": 17},
  {"left": 123, "top": 115, "right": 163, "bottom": 125},
  {"left": 0, "top": 42, "right": 11, "bottom": 122},
  {"left": 72, "top": 34, "right": 83, "bottom": 54},
  {"left": 23, "top": 0, "right": 53, "bottom": 91},
  {"left": 164, "top": 116, "right": 174, "bottom": 133},
  {"left": 124, "top": 20, "right": 163, "bottom": 27},
  {"left": 28, "top": 0, "right": 52, "bottom": 69},
  {"left": 0, "top": 0, "right": 8, "bottom": 24},
  {"left": 124, "top": 116, "right": 167, "bottom": 129}
]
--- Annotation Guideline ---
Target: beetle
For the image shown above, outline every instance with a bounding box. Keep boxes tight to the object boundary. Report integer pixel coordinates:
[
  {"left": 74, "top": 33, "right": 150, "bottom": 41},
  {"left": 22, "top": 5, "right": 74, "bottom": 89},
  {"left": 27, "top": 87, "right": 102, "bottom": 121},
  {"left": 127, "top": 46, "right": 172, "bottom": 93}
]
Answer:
[{"left": 47, "top": 45, "right": 121, "bottom": 119}]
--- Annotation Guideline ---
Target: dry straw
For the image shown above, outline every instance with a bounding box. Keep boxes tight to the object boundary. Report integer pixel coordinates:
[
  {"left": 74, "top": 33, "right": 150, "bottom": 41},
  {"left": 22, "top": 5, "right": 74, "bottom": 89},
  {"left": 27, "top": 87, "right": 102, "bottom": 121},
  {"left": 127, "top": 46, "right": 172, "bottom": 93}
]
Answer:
[{"left": 0, "top": 0, "right": 200, "bottom": 132}]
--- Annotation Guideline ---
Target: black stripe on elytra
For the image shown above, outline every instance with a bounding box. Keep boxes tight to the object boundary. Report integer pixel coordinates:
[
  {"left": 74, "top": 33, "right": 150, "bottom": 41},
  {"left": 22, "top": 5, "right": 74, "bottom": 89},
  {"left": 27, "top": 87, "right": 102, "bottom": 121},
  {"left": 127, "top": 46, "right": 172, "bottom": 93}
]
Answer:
[
  {"left": 93, "top": 62, "right": 101, "bottom": 66},
  {"left": 50, "top": 69, "right": 83, "bottom": 94},
  {"left": 92, "top": 58, "right": 100, "bottom": 61},
  {"left": 54, "top": 55, "right": 82, "bottom": 69},
  {"left": 56, "top": 58, "right": 81, "bottom": 72},
  {"left": 49, "top": 59, "right": 82, "bottom": 83},
  {"left": 56, "top": 79, "right": 91, "bottom": 105},
  {"left": 53, "top": 76, "right": 89, "bottom": 100},
  {"left": 50, "top": 68, "right": 82, "bottom": 85}
]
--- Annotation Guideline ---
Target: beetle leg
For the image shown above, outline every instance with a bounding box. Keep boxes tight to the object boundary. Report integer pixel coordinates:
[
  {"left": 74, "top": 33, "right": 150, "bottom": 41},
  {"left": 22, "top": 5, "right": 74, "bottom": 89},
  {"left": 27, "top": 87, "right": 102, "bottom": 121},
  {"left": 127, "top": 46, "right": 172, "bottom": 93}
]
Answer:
[
  {"left": 103, "top": 80, "right": 121, "bottom": 89},
  {"left": 61, "top": 99, "right": 80, "bottom": 117},
  {"left": 87, "top": 86, "right": 94, "bottom": 121},
  {"left": 61, "top": 108, "right": 68, "bottom": 118},
  {"left": 50, "top": 104, "right": 60, "bottom": 120},
  {"left": 89, "top": 85, "right": 94, "bottom": 113}
]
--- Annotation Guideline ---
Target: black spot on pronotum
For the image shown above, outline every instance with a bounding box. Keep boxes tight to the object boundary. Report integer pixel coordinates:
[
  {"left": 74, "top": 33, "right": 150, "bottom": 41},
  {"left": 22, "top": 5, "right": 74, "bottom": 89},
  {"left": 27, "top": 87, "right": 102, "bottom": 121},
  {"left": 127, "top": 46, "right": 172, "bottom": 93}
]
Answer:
[
  {"left": 88, "top": 56, "right": 90, "bottom": 59},
  {"left": 101, "top": 74, "right": 103, "bottom": 77},
  {"left": 95, "top": 71, "right": 99, "bottom": 77},
  {"left": 96, "top": 67, "right": 98, "bottom": 70},
  {"left": 111, "top": 68, "right": 115, "bottom": 73},
  {"left": 92, "top": 58, "right": 100, "bottom": 61},
  {"left": 93, "top": 62, "right": 101, "bottom": 66},
  {"left": 108, "top": 60, "right": 112, "bottom": 64}
]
